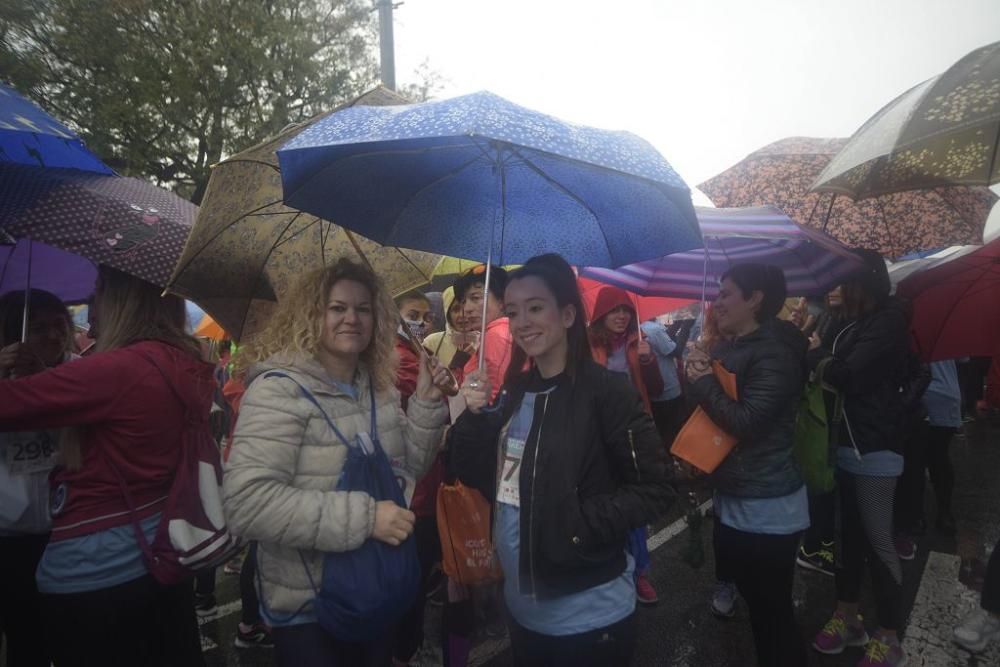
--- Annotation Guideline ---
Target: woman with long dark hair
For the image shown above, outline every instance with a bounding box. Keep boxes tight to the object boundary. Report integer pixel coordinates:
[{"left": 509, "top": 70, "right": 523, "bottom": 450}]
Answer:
[
  {"left": 809, "top": 249, "right": 909, "bottom": 667},
  {"left": 452, "top": 254, "right": 674, "bottom": 666},
  {"left": 686, "top": 263, "right": 809, "bottom": 667}
]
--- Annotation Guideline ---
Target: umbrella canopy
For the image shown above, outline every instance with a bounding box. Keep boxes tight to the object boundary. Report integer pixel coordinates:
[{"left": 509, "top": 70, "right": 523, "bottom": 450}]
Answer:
[
  {"left": 700, "top": 137, "right": 996, "bottom": 258},
  {"left": 0, "top": 83, "right": 112, "bottom": 174},
  {"left": 0, "top": 237, "right": 96, "bottom": 302},
  {"left": 888, "top": 245, "right": 980, "bottom": 289},
  {"left": 194, "top": 314, "right": 228, "bottom": 341},
  {"left": 0, "top": 163, "right": 196, "bottom": 287},
  {"left": 578, "top": 206, "right": 864, "bottom": 299},
  {"left": 166, "top": 87, "right": 440, "bottom": 342},
  {"left": 276, "top": 90, "right": 701, "bottom": 268},
  {"left": 897, "top": 239, "right": 1000, "bottom": 361},
  {"left": 814, "top": 41, "right": 1000, "bottom": 199}
]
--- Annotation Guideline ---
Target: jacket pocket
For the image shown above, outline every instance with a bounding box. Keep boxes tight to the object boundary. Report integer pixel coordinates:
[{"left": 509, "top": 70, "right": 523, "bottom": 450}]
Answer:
[{"left": 539, "top": 491, "right": 618, "bottom": 569}]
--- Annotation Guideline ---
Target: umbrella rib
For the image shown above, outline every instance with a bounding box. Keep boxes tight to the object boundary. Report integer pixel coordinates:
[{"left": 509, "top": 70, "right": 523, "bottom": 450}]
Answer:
[
  {"left": 320, "top": 218, "right": 330, "bottom": 266},
  {"left": 167, "top": 199, "right": 288, "bottom": 287},
  {"left": 272, "top": 216, "right": 321, "bottom": 249},
  {"left": 931, "top": 188, "right": 990, "bottom": 244},
  {"left": 237, "top": 214, "right": 303, "bottom": 339},
  {"left": 509, "top": 149, "right": 608, "bottom": 260}
]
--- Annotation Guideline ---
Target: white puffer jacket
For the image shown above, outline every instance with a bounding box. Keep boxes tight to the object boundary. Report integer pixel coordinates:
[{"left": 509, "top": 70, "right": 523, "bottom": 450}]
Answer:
[{"left": 223, "top": 354, "right": 447, "bottom": 617}]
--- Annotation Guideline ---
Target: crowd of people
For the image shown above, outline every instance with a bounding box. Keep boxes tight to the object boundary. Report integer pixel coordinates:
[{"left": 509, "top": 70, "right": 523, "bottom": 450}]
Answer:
[{"left": 1, "top": 247, "right": 999, "bottom": 667}]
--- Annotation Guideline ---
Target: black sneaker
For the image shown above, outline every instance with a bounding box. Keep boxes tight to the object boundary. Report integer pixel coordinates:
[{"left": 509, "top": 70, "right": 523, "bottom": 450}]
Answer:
[
  {"left": 235, "top": 623, "right": 274, "bottom": 648},
  {"left": 796, "top": 544, "right": 835, "bottom": 576},
  {"left": 194, "top": 593, "right": 217, "bottom": 617}
]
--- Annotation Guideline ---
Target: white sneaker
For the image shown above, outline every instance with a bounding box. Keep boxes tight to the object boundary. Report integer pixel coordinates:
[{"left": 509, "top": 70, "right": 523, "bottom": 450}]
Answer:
[{"left": 953, "top": 608, "right": 1000, "bottom": 652}]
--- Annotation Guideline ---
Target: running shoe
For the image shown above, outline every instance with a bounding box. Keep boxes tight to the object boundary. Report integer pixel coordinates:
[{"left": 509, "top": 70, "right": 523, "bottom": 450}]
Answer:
[
  {"left": 797, "top": 543, "right": 835, "bottom": 576},
  {"left": 194, "top": 593, "right": 217, "bottom": 617},
  {"left": 894, "top": 536, "right": 917, "bottom": 561},
  {"left": 234, "top": 622, "right": 274, "bottom": 649},
  {"left": 710, "top": 581, "right": 736, "bottom": 618},
  {"left": 636, "top": 573, "right": 659, "bottom": 605},
  {"left": 857, "top": 633, "right": 906, "bottom": 666},
  {"left": 953, "top": 608, "right": 1000, "bottom": 652},
  {"left": 812, "top": 611, "right": 869, "bottom": 654}
]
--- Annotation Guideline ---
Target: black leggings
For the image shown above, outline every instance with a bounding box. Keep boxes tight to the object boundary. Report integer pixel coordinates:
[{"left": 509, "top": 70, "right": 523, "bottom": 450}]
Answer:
[
  {"left": 272, "top": 622, "right": 392, "bottom": 667},
  {"left": 507, "top": 612, "right": 636, "bottom": 667},
  {"left": 714, "top": 521, "right": 807, "bottom": 667},
  {"left": 897, "top": 423, "right": 956, "bottom": 532},
  {"left": 0, "top": 533, "right": 50, "bottom": 667},
  {"left": 41, "top": 574, "right": 205, "bottom": 667},
  {"left": 836, "top": 471, "right": 902, "bottom": 630}
]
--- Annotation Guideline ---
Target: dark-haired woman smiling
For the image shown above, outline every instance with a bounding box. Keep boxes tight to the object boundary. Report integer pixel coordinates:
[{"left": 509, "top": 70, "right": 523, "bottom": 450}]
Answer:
[
  {"left": 451, "top": 254, "right": 675, "bottom": 666},
  {"left": 686, "top": 263, "right": 809, "bottom": 667}
]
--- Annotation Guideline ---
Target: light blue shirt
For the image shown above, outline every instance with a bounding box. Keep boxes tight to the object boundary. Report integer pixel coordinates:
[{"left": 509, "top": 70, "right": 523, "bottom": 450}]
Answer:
[
  {"left": 36, "top": 513, "right": 159, "bottom": 594},
  {"left": 641, "top": 321, "right": 682, "bottom": 401},
  {"left": 495, "top": 391, "right": 635, "bottom": 636},
  {"left": 714, "top": 485, "right": 810, "bottom": 535},
  {"left": 923, "top": 360, "right": 962, "bottom": 429},
  {"left": 836, "top": 448, "right": 903, "bottom": 477}
]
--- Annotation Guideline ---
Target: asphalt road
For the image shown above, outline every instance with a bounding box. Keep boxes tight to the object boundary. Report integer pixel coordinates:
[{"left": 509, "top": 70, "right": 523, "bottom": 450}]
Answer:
[{"left": 197, "top": 416, "right": 1000, "bottom": 667}]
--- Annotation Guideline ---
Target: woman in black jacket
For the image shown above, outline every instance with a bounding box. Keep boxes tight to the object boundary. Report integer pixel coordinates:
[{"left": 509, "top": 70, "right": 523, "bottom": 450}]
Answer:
[
  {"left": 809, "top": 249, "right": 909, "bottom": 667},
  {"left": 686, "top": 263, "right": 809, "bottom": 667},
  {"left": 451, "top": 254, "right": 674, "bottom": 667}
]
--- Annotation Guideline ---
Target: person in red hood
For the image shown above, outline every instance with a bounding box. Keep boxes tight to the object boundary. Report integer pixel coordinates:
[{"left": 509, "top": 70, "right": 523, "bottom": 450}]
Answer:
[
  {"left": 0, "top": 266, "right": 210, "bottom": 667},
  {"left": 395, "top": 290, "right": 434, "bottom": 409},
  {"left": 587, "top": 285, "right": 664, "bottom": 607}
]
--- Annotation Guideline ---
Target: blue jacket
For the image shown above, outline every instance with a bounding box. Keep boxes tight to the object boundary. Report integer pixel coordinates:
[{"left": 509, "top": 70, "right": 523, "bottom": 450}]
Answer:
[{"left": 641, "top": 321, "right": 682, "bottom": 402}]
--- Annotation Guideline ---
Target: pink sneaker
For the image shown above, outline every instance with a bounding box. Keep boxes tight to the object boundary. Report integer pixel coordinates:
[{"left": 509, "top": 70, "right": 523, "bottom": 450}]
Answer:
[
  {"left": 857, "top": 633, "right": 907, "bottom": 666},
  {"left": 813, "top": 612, "right": 869, "bottom": 655},
  {"left": 636, "top": 573, "right": 658, "bottom": 605}
]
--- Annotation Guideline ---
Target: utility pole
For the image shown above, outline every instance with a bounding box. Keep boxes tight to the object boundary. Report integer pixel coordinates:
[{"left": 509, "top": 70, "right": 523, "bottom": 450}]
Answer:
[{"left": 376, "top": 0, "right": 399, "bottom": 90}]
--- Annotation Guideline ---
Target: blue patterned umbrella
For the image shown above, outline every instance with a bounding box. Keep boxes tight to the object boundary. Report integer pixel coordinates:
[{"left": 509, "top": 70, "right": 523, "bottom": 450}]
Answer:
[
  {"left": 276, "top": 91, "right": 700, "bottom": 268},
  {"left": 579, "top": 206, "right": 864, "bottom": 299},
  {"left": 0, "top": 84, "right": 112, "bottom": 174}
]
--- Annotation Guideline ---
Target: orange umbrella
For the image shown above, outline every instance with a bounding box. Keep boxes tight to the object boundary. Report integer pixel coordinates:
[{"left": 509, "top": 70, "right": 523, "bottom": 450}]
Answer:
[{"left": 195, "top": 314, "right": 227, "bottom": 341}]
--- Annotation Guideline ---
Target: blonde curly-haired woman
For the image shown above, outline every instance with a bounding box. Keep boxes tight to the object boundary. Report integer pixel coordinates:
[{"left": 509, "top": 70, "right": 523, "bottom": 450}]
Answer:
[{"left": 223, "top": 258, "right": 450, "bottom": 667}]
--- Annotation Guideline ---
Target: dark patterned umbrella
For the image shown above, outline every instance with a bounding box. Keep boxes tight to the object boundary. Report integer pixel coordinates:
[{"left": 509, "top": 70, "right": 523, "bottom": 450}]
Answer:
[
  {"left": 166, "top": 87, "right": 440, "bottom": 342},
  {"left": 0, "top": 163, "right": 196, "bottom": 287},
  {"left": 699, "top": 137, "right": 996, "bottom": 258},
  {"left": 814, "top": 41, "right": 1000, "bottom": 198}
]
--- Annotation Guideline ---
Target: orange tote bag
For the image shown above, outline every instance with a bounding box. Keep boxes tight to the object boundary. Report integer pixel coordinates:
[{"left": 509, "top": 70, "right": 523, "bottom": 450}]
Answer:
[
  {"left": 671, "top": 362, "right": 738, "bottom": 473},
  {"left": 436, "top": 480, "right": 503, "bottom": 586}
]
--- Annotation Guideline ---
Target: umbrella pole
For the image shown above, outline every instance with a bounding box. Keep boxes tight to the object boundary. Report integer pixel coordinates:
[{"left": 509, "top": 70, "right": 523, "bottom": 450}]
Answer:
[
  {"left": 21, "top": 237, "right": 33, "bottom": 344},
  {"left": 477, "top": 247, "right": 493, "bottom": 371}
]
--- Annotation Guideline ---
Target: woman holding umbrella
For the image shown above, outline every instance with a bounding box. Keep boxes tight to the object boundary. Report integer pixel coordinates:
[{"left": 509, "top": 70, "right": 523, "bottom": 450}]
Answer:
[
  {"left": 685, "top": 263, "right": 810, "bottom": 667},
  {"left": 452, "top": 253, "right": 675, "bottom": 665},
  {"left": 0, "top": 289, "right": 75, "bottom": 667}
]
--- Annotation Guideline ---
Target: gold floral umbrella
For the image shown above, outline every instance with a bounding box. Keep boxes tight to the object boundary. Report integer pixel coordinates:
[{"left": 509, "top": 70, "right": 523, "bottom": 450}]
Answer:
[
  {"left": 166, "top": 87, "right": 439, "bottom": 341},
  {"left": 814, "top": 40, "right": 1000, "bottom": 199}
]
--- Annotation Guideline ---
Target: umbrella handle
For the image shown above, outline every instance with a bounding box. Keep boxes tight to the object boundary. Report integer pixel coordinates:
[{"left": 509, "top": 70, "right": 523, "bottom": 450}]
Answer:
[{"left": 477, "top": 243, "right": 494, "bottom": 373}]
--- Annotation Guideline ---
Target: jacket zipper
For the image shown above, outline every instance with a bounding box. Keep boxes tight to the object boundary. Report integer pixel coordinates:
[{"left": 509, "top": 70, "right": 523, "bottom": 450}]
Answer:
[
  {"left": 628, "top": 428, "right": 640, "bottom": 483},
  {"left": 527, "top": 393, "right": 550, "bottom": 599}
]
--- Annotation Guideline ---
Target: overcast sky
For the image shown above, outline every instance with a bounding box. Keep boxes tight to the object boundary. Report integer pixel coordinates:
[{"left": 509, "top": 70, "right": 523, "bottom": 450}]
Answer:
[{"left": 392, "top": 0, "right": 1000, "bottom": 199}]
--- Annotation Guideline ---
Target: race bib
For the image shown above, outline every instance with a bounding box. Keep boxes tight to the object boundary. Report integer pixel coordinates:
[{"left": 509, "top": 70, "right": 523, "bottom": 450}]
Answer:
[
  {"left": 4, "top": 431, "right": 59, "bottom": 475},
  {"left": 497, "top": 437, "right": 525, "bottom": 508}
]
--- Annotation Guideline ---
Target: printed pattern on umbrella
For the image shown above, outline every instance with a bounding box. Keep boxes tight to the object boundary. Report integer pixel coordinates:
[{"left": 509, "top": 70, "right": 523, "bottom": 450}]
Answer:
[
  {"left": 167, "top": 87, "right": 441, "bottom": 341},
  {"left": 0, "top": 163, "right": 195, "bottom": 287},
  {"left": 699, "top": 137, "right": 996, "bottom": 258},
  {"left": 815, "top": 41, "right": 1000, "bottom": 197}
]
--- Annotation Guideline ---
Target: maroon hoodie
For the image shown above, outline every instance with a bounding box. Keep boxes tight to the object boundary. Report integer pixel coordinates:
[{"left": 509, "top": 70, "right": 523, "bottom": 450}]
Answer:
[{"left": 0, "top": 340, "right": 214, "bottom": 542}]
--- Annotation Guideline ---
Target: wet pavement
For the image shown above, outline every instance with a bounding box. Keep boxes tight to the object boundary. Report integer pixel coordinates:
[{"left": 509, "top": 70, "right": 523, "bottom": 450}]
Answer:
[{"left": 199, "top": 416, "right": 1000, "bottom": 667}]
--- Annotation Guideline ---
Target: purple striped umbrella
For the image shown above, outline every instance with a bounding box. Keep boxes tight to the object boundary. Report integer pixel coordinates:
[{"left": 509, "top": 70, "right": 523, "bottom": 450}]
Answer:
[{"left": 579, "top": 206, "right": 863, "bottom": 299}]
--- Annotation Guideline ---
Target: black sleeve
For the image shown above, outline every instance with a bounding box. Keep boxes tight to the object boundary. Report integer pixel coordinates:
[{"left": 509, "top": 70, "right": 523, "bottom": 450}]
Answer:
[
  {"left": 447, "top": 408, "right": 501, "bottom": 501},
  {"left": 820, "top": 310, "right": 908, "bottom": 396},
  {"left": 690, "top": 346, "right": 802, "bottom": 442},
  {"left": 578, "top": 372, "right": 676, "bottom": 545}
]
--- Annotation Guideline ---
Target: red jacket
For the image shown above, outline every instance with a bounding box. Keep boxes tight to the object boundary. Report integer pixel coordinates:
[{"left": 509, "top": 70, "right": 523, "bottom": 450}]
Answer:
[
  {"left": 460, "top": 317, "right": 512, "bottom": 402},
  {"left": 588, "top": 286, "right": 663, "bottom": 414},
  {"left": 395, "top": 333, "right": 421, "bottom": 410},
  {"left": 0, "top": 341, "right": 214, "bottom": 542}
]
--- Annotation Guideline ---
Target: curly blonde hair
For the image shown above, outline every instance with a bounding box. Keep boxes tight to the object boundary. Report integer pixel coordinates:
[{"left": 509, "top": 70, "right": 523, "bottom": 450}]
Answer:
[{"left": 237, "top": 259, "right": 399, "bottom": 393}]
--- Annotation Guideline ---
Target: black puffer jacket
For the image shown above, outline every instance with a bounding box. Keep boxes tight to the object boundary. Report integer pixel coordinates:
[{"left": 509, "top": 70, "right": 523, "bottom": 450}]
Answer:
[
  {"left": 689, "top": 318, "right": 807, "bottom": 498},
  {"left": 449, "top": 360, "right": 675, "bottom": 600},
  {"left": 807, "top": 299, "right": 910, "bottom": 456}
]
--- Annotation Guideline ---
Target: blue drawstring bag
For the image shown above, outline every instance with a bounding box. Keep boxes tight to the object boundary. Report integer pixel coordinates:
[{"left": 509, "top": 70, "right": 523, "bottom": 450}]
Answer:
[{"left": 263, "top": 373, "right": 421, "bottom": 642}]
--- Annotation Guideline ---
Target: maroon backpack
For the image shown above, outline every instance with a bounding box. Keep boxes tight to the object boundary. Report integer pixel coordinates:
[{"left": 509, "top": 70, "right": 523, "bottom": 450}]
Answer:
[{"left": 106, "top": 349, "right": 241, "bottom": 585}]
